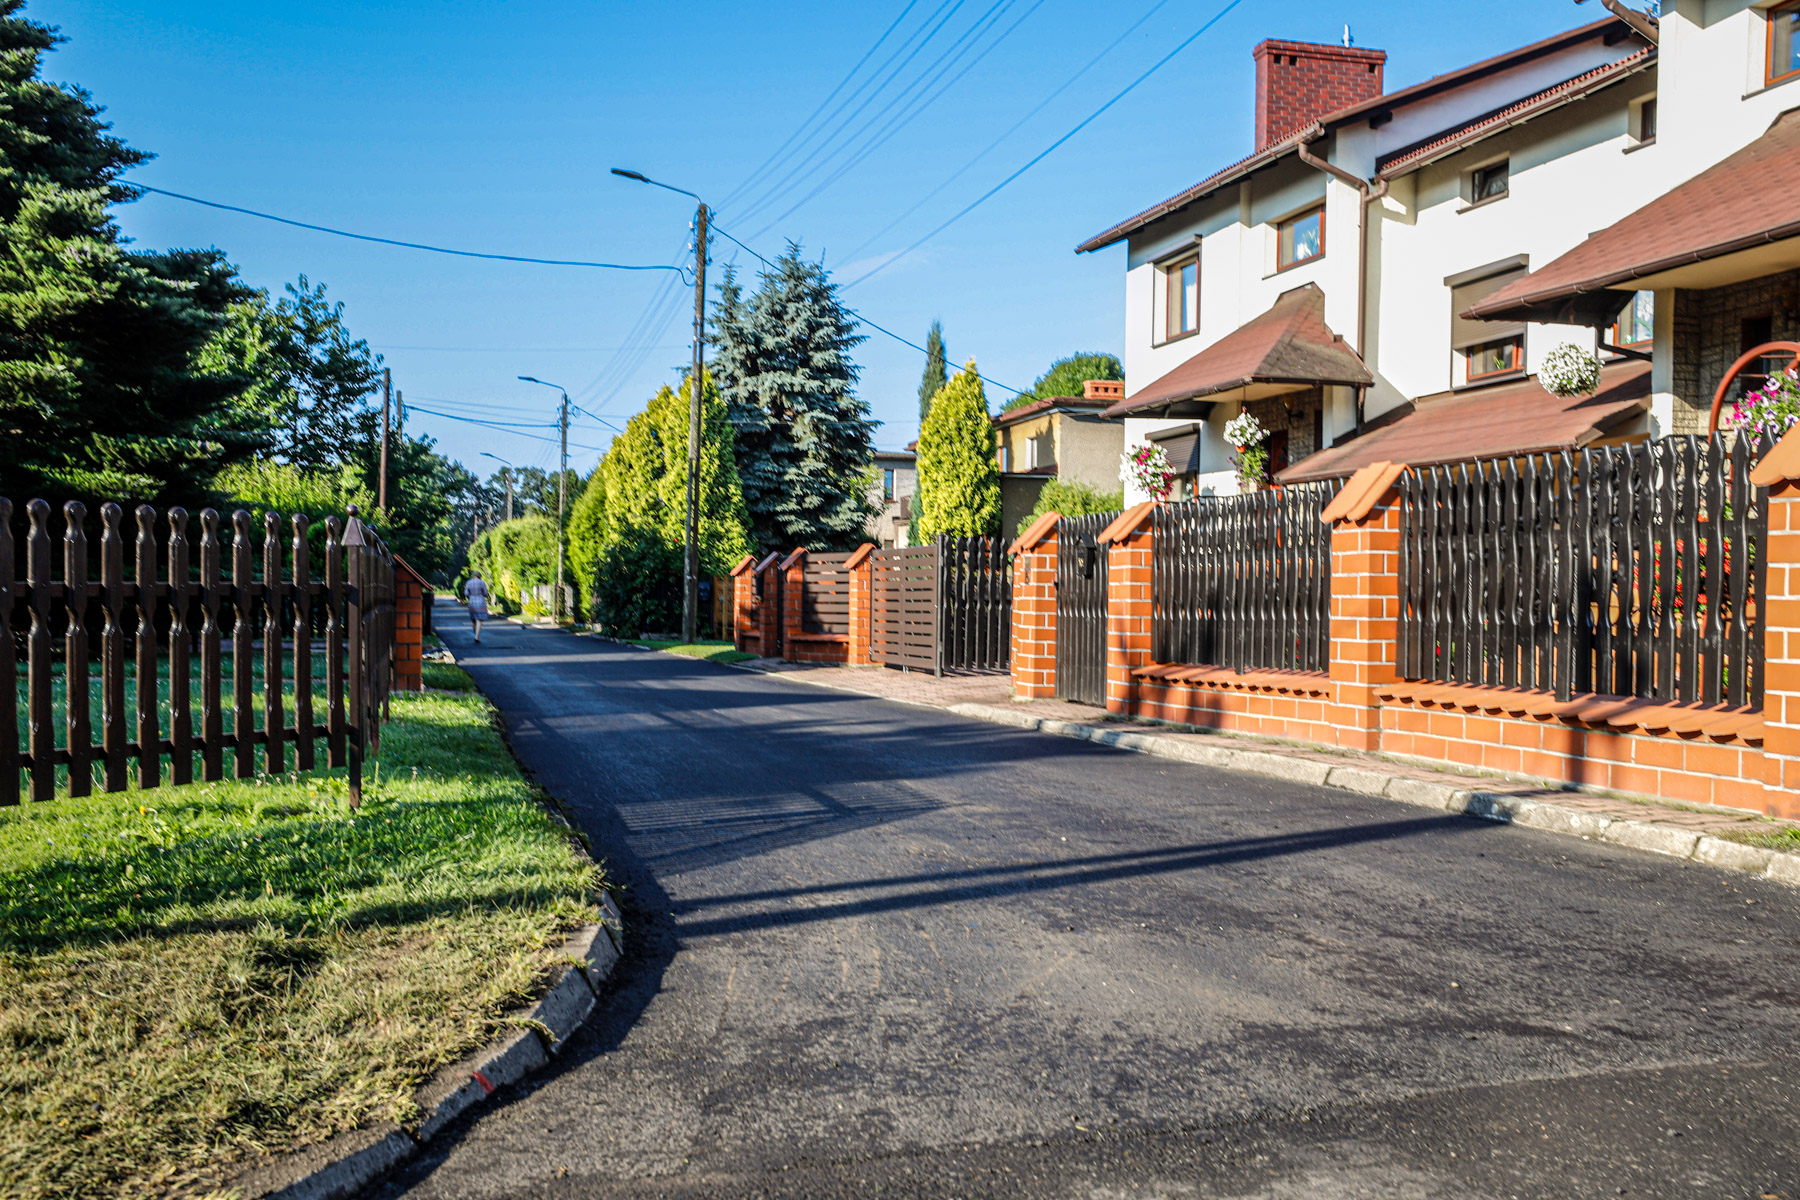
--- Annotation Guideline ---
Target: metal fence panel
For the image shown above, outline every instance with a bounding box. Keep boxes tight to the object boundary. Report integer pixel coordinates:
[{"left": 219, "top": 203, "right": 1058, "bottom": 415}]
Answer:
[
  {"left": 1151, "top": 482, "right": 1336, "bottom": 674},
  {"left": 1056, "top": 511, "right": 1115, "bottom": 705},
  {"left": 1397, "top": 435, "right": 1769, "bottom": 705},
  {"left": 938, "top": 535, "right": 1011, "bottom": 672}
]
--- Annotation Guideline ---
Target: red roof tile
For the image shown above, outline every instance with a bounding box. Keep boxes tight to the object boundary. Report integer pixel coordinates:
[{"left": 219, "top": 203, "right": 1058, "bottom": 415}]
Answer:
[
  {"left": 1467, "top": 108, "right": 1800, "bottom": 326},
  {"left": 1276, "top": 360, "right": 1651, "bottom": 483},
  {"left": 1108, "top": 284, "right": 1371, "bottom": 417},
  {"left": 991, "top": 394, "right": 1115, "bottom": 428}
]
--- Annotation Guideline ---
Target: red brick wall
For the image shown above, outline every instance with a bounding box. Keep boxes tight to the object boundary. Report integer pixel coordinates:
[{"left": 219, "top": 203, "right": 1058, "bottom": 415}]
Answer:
[
  {"left": 1105, "top": 529, "right": 1154, "bottom": 716},
  {"left": 1763, "top": 486, "right": 1800, "bottom": 796},
  {"left": 734, "top": 569, "right": 759, "bottom": 655},
  {"left": 1325, "top": 497, "right": 1401, "bottom": 751},
  {"left": 394, "top": 566, "right": 424, "bottom": 692},
  {"left": 847, "top": 550, "right": 872, "bottom": 666},
  {"left": 1253, "top": 39, "right": 1385, "bottom": 149},
  {"left": 1010, "top": 529, "right": 1059, "bottom": 699}
]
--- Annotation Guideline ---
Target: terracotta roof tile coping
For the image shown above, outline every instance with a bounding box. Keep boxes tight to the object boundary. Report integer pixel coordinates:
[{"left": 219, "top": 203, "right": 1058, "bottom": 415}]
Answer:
[
  {"left": 1008, "top": 510, "right": 1061, "bottom": 556},
  {"left": 1132, "top": 663, "right": 1331, "bottom": 694},
  {"left": 1320, "top": 461, "right": 1403, "bottom": 523},
  {"left": 729, "top": 553, "right": 758, "bottom": 577},
  {"left": 1097, "top": 501, "right": 1156, "bottom": 545},
  {"left": 1750, "top": 422, "right": 1800, "bottom": 488},
  {"left": 753, "top": 551, "right": 782, "bottom": 574},
  {"left": 777, "top": 547, "right": 807, "bottom": 571},
  {"left": 843, "top": 544, "right": 875, "bottom": 570},
  {"left": 1376, "top": 680, "right": 1764, "bottom": 743}
]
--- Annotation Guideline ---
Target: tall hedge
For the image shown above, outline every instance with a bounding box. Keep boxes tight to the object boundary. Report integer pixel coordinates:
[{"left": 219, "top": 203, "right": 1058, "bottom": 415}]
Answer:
[{"left": 914, "top": 358, "right": 1000, "bottom": 540}]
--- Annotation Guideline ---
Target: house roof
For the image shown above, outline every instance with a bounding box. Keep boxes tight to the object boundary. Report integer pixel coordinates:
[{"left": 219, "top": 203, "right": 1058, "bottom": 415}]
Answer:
[
  {"left": 1075, "top": 15, "right": 1636, "bottom": 254},
  {"left": 1465, "top": 107, "right": 1800, "bottom": 327},
  {"left": 1375, "top": 46, "right": 1656, "bottom": 177},
  {"left": 1274, "top": 359, "right": 1651, "bottom": 483},
  {"left": 1107, "top": 284, "right": 1371, "bottom": 417},
  {"left": 991, "top": 394, "right": 1115, "bottom": 428}
]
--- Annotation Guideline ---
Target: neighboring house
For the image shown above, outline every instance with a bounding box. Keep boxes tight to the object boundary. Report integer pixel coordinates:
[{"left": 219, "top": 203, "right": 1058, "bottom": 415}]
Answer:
[
  {"left": 865, "top": 448, "right": 916, "bottom": 548},
  {"left": 1077, "top": 4, "right": 1800, "bottom": 498},
  {"left": 991, "top": 379, "right": 1127, "bottom": 530}
]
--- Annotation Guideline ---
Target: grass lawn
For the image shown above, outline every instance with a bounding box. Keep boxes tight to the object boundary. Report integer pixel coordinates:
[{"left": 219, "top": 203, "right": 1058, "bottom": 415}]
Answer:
[
  {"left": 625, "top": 638, "right": 754, "bottom": 665},
  {"left": 0, "top": 671, "right": 602, "bottom": 1200}
]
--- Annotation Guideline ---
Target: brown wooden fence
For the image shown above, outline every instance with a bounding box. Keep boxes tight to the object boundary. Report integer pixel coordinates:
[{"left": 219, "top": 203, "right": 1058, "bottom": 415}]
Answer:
[
  {"left": 1151, "top": 482, "right": 1337, "bottom": 674},
  {"left": 2, "top": 499, "right": 396, "bottom": 806},
  {"left": 1398, "top": 435, "right": 1770, "bottom": 705},
  {"left": 800, "top": 550, "right": 854, "bottom": 635},
  {"left": 869, "top": 545, "right": 938, "bottom": 672}
]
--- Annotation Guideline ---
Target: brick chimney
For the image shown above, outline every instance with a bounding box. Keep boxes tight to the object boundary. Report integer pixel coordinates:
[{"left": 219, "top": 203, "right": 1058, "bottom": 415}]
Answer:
[
  {"left": 1083, "top": 379, "right": 1124, "bottom": 402},
  {"left": 1253, "top": 39, "right": 1385, "bottom": 149}
]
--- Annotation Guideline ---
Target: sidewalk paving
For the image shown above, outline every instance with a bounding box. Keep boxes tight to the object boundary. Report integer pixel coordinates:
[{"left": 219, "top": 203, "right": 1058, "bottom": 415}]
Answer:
[{"left": 737, "top": 657, "right": 1800, "bottom": 884}]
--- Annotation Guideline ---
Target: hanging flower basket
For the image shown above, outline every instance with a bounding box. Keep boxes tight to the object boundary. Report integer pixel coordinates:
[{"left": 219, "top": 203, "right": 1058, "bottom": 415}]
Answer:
[
  {"left": 1121, "top": 443, "right": 1175, "bottom": 501},
  {"left": 1224, "top": 411, "right": 1268, "bottom": 491},
  {"left": 1540, "top": 342, "right": 1602, "bottom": 398}
]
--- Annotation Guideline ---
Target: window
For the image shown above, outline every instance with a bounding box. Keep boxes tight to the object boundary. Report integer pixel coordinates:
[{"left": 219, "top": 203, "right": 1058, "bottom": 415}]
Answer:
[
  {"left": 1771, "top": 1, "right": 1800, "bottom": 86},
  {"left": 1164, "top": 254, "right": 1199, "bottom": 340},
  {"left": 1634, "top": 96, "right": 1657, "bottom": 144},
  {"left": 1277, "top": 206, "right": 1324, "bottom": 269},
  {"left": 1609, "top": 291, "right": 1654, "bottom": 349},
  {"left": 1465, "top": 337, "right": 1524, "bottom": 380},
  {"left": 882, "top": 468, "right": 895, "bottom": 501},
  {"left": 1470, "top": 160, "right": 1509, "bottom": 203}
]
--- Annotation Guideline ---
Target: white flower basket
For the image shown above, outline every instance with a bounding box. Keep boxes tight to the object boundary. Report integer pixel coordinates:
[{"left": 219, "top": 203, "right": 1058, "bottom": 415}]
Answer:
[{"left": 1540, "top": 342, "right": 1602, "bottom": 398}]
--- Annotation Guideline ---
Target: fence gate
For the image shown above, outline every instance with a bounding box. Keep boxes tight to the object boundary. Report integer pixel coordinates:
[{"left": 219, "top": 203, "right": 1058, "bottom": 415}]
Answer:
[
  {"left": 869, "top": 544, "right": 938, "bottom": 673},
  {"left": 1056, "top": 511, "right": 1115, "bottom": 705},
  {"left": 938, "top": 535, "right": 1011, "bottom": 672}
]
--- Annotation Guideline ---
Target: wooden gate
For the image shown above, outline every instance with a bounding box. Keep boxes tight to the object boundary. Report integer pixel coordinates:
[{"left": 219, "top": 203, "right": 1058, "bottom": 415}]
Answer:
[
  {"left": 1056, "top": 511, "right": 1114, "bottom": 705},
  {"left": 938, "top": 534, "right": 1010, "bottom": 672},
  {"left": 869, "top": 545, "right": 938, "bottom": 673}
]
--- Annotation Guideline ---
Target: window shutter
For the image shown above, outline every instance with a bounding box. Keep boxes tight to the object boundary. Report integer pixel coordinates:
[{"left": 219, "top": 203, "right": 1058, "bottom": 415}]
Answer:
[
  {"left": 1151, "top": 430, "right": 1202, "bottom": 474},
  {"left": 1451, "top": 265, "right": 1527, "bottom": 350}
]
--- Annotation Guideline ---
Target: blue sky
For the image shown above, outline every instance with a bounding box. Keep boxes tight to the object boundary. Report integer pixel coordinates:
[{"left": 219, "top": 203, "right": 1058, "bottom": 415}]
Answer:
[{"left": 36, "top": 0, "right": 1593, "bottom": 481}]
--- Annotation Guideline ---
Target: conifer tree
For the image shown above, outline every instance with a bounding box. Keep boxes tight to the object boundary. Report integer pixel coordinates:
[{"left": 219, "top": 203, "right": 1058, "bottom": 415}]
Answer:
[
  {"left": 914, "top": 359, "right": 1000, "bottom": 540},
  {"left": 0, "top": 3, "right": 251, "bottom": 503},
  {"left": 918, "top": 319, "right": 946, "bottom": 425},
  {"left": 710, "top": 244, "right": 875, "bottom": 553}
]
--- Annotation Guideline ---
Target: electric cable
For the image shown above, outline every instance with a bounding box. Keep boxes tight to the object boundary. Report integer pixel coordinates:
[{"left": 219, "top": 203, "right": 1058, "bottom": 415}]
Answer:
[{"left": 842, "top": 0, "right": 1247, "bottom": 290}]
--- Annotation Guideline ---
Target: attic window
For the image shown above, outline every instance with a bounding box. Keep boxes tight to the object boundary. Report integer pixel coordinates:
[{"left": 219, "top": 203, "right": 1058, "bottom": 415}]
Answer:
[
  {"left": 1469, "top": 160, "right": 1509, "bottom": 204},
  {"left": 1277, "top": 207, "right": 1324, "bottom": 270}
]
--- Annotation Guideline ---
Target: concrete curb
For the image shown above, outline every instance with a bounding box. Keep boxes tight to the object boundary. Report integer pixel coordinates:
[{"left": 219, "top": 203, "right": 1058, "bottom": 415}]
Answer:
[
  {"left": 944, "top": 702, "right": 1800, "bottom": 889},
  {"left": 233, "top": 891, "right": 626, "bottom": 1200}
]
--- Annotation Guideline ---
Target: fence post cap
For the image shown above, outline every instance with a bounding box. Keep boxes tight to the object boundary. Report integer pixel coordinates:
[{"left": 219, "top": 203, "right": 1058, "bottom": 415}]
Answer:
[
  {"left": 729, "top": 553, "right": 758, "bottom": 577},
  {"left": 753, "top": 551, "right": 782, "bottom": 573},
  {"left": 1749, "top": 423, "right": 1800, "bottom": 488},
  {"left": 1097, "top": 501, "right": 1155, "bottom": 545},
  {"left": 1322, "top": 461, "right": 1406, "bottom": 524},
  {"left": 778, "top": 547, "right": 808, "bottom": 571},
  {"left": 844, "top": 543, "right": 875, "bottom": 570},
  {"left": 1008, "top": 511, "right": 1061, "bottom": 556}
]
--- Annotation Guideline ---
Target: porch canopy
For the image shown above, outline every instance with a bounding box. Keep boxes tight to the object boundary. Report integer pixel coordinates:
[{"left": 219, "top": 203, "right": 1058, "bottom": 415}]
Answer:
[
  {"left": 1106, "top": 283, "right": 1372, "bottom": 419},
  {"left": 1465, "top": 108, "right": 1800, "bottom": 327},
  {"left": 1275, "top": 360, "right": 1651, "bottom": 483}
]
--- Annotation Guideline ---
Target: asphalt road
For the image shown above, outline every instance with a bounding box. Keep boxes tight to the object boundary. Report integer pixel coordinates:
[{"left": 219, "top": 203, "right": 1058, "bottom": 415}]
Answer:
[{"left": 378, "top": 607, "right": 1800, "bottom": 1199}]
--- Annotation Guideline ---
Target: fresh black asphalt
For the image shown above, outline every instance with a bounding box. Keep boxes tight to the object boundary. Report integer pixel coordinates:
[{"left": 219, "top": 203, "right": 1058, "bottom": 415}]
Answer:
[{"left": 377, "top": 606, "right": 1800, "bottom": 1199}]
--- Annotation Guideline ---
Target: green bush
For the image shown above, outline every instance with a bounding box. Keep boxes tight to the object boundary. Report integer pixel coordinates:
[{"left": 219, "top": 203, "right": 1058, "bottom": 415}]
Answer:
[
  {"left": 468, "top": 514, "right": 559, "bottom": 614},
  {"left": 1017, "top": 478, "right": 1123, "bottom": 536}
]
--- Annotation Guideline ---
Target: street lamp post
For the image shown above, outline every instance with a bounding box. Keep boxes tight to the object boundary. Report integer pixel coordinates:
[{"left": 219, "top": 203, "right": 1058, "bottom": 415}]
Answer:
[
  {"left": 480, "top": 452, "right": 514, "bottom": 521},
  {"left": 517, "top": 377, "right": 570, "bottom": 623},
  {"left": 612, "top": 167, "right": 706, "bottom": 646}
]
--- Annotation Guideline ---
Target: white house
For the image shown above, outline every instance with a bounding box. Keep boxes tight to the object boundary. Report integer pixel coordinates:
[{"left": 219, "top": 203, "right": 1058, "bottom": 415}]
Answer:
[{"left": 1082, "top": 1, "right": 1800, "bottom": 500}]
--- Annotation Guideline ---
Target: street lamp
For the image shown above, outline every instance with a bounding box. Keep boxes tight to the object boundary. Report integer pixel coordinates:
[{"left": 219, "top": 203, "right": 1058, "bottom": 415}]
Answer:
[
  {"left": 517, "top": 376, "right": 570, "bottom": 624},
  {"left": 480, "top": 452, "right": 514, "bottom": 522},
  {"left": 613, "top": 166, "right": 708, "bottom": 646}
]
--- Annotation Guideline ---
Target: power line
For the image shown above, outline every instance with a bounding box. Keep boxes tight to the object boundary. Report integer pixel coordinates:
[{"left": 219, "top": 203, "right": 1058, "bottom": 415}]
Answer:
[
  {"left": 834, "top": 0, "right": 1180, "bottom": 270},
  {"left": 842, "top": 0, "right": 1247, "bottom": 290},
  {"left": 128, "top": 183, "right": 694, "bottom": 276},
  {"left": 407, "top": 404, "right": 608, "bottom": 452}
]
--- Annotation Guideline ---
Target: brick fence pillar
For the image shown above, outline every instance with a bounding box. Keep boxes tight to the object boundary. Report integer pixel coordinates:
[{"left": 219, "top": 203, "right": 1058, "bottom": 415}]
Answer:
[
  {"left": 1102, "top": 504, "right": 1157, "bottom": 716},
  {"left": 1752, "top": 431, "right": 1800, "bottom": 814},
  {"left": 1009, "top": 514, "right": 1061, "bottom": 699},
  {"left": 729, "top": 554, "right": 757, "bottom": 653},
  {"left": 1324, "top": 463, "right": 1406, "bottom": 752},
  {"left": 846, "top": 544, "right": 874, "bottom": 665},
  {"left": 781, "top": 548, "right": 807, "bottom": 661},
  {"left": 754, "top": 553, "right": 782, "bottom": 657}
]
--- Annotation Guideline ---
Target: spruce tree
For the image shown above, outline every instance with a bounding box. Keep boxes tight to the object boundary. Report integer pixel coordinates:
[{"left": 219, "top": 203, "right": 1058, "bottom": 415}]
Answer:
[
  {"left": 0, "top": 3, "right": 251, "bottom": 503},
  {"left": 710, "top": 244, "right": 875, "bottom": 553},
  {"left": 918, "top": 319, "right": 946, "bottom": 425},
  {"left": 914, "top": 359, "right": 1000, "bottom": 540}
]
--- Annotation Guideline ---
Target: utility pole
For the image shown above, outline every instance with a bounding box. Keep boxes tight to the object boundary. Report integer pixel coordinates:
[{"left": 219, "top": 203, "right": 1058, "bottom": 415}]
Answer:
[
  {"left": 556, "top": 390, "right": 569, "bottom": 624},
  {"left": 378, "top": 367, "right": 392, "bottom": 515},
  {"left": 395, "top": 390, "right": 404, "bottom": 439},
  {"left": 683, "top": 202, "right": 708, "bottom": 645}
]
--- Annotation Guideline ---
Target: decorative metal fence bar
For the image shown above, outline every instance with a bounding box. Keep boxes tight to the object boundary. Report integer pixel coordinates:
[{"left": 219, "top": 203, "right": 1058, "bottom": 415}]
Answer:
[
  {"left": 1398, "top": 435, "right": 1769, "bottom": 706},
  {"left": 2, "top": 499, "right": 397, "bottom": 805},
  {"left": 800, "top": 550, "right": 854, "bottom": 635},
  {"left": 938, "top": 535, "right": 1010, "bottom": 672},
  {"left": 1151, "top": 483, "right": 1337, "bottom": 674}
]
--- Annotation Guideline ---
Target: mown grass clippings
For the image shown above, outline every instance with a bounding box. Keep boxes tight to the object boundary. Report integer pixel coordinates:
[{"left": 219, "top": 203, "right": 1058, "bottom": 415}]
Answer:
[
  {"left": 0, "top": 688, "right": 600, "bottom": 1200},
  {"left": 626, "top": 638, "right": 754, "bottom": 665}
]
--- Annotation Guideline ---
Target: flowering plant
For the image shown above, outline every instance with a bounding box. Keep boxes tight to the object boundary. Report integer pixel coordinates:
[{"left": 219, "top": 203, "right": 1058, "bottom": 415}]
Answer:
[
  {"left": 1727, "top": 366, "right": 1800, "bottom": 442},
  {"left": 1120, "top": 442, "right": 1176, "bottom": 501},
  {"left": 1224, "top": 410, "right": 1268, "bottom": 490},
  {"left": 1539, "top": 342, "right": 1602, "bottom": 398}
]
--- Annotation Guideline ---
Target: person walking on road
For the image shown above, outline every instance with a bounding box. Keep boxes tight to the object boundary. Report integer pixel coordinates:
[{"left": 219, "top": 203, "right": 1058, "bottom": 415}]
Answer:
[{"left": 463, "top": 570, "right": 491, "bottom": 644}]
